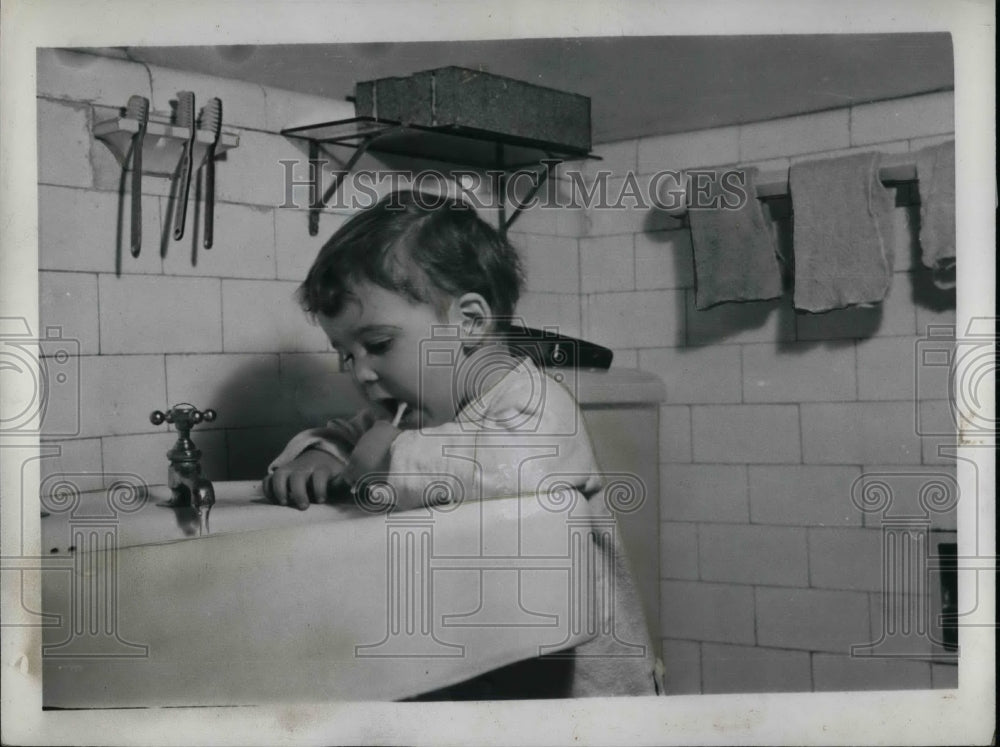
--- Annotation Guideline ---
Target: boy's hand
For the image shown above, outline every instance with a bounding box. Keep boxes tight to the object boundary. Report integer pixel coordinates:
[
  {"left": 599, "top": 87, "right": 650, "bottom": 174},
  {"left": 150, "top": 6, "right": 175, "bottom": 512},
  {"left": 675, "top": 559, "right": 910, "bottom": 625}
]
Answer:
[
  {"left": 264, "top": 449, "right": 345, "bottom": 510},
  {"left": 340, "top": 421, "right": 400, "bottom": 489}
]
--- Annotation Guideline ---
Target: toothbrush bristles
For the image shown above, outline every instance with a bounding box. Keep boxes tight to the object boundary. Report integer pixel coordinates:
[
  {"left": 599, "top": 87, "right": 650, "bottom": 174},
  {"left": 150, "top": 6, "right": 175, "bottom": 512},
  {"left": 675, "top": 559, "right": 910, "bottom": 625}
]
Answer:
[
  {"left": 125, "top": 95, "right": 148, "bottom": 120},
  {"left": 200, "top": 98, "right": 222, "bottom": 135},
  {"left": 177, "top": 91, "right": 194, "bottom": 126}
]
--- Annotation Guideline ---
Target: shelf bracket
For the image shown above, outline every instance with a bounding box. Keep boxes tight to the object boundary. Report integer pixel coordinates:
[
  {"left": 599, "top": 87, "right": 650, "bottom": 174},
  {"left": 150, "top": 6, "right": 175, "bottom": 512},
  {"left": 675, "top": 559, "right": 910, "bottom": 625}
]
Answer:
[
  {"left": 307, "top": 126, "right": 403, "bottom": 236},
  {"left": 501, "top": 157, "right": 559, "bottom": 236}
]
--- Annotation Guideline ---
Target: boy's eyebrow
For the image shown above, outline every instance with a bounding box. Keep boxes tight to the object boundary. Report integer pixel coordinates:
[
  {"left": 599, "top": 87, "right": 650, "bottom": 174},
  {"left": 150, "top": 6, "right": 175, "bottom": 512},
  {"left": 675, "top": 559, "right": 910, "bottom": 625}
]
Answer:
[
  {"left": 327, "top": 324, "right": 402, "bottom": 349},
  {"left": 355, "top": 324, "right": 403, "bottom": 336}
]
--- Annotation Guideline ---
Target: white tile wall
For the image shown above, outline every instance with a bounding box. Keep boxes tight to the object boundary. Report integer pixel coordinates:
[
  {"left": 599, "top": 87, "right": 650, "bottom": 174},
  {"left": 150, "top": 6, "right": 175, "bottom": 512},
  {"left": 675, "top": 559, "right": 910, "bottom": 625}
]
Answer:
[
  {"left": 801, "top": 402, "right": 923, "bottom": 465},
  {"left": 39, "top": 186, "right": 163, "bottom": 274},
  {"left": 37, "top": 98, "right": 93, "bottom": 188},
  {"left": 807, "top": 528, "right": 885, "bottom": 591},
  {"left": 659, "top": 521, "right": 699, "bottom": 580},
  {"left": 660, "top": 464, "right": 748, "bottom": 523},
  {"left": 162, "top": 202, "right": 276, "bottom": 279},
  {"left": 749, "top": 466, "right": 863, "bottom": 527},
  {"left": 148, "top": 65, "right": 268, "bottom": 131},
  {"left": 659, "top": 639, "right": 701, "bottom": 694},
  {"left": 658, "top": 405, "right": 692, "bottom": 463},
  {"left": 75, "top": 355, "right": 167, "bottom": 437},
  {"left": 812, "top": 653, "right": 932, "bottom": 691},
  {"left": 583, "top": 139, "right": 637, "bottom": 180},
  {"left": 515, "top": 234, "right": 580, "bottom": 294},
  {"left": 850, "top": 92, "right": 954, "bottom": 146},
  {"left": 579, "top": 234, "right": 633, "bottom": 292},
  {"left": 740, "top": 110, "right": 850, "bottom": 162},
  {"left": 583, "top": 290, "right": 684, "bottom": 348},
  {"left": 278, "top": 354, "right": 366, "bottom": 423},
  {"left": 701, "top": 643, "right": 812, "bottom": 694},
  {"left": 856, "top": 335, "right": 923, "bottom": 401},
  {"left": 660, "top": 580, "right": 755, "bottom": 644},
  {"left": 215, "top": 129, "right": 307, "bottom": 208},
  {"left": 699, "top": 524, "right": 809, "bottom": 586},
  {"left": 98, "top": 275, "right": 222, "bottom": 354},
  {"left": 165, "top": 353, "right": 284, "bottom": 428},
  {"left": 221, "top": 279, "right": 327, "bottom": 353},
  {"left": 742, "top": 341, "right": 857, "bottom": 403},
  {"left": 692, "top": 405, "right": 801, "bottom": 463},
  {"left": 263, "top": 86, "right": 355, "bottom": 132},
  {"left": 37, "top": 49, "right": 151, "bottom": 107},
  {"left": 634, "top": 229, "right": 695, "bottom": 290},
  {"left": 515, "top": 292, "right": 582, "bottom": 339},
  {"left": 755, "top": 588, "right": 870, "bottom": 652},
  {"left": 39, "top": 271, "right": 100, "bottom": 355},
  {"left": 274, "top": 207, "right": 349, "bottom": 282},
  {"left": 638, "top": 125, "right": 740, "bottom": 173},
  {"left": 641, "top": 345, "right": 742, "bottom": 405}
]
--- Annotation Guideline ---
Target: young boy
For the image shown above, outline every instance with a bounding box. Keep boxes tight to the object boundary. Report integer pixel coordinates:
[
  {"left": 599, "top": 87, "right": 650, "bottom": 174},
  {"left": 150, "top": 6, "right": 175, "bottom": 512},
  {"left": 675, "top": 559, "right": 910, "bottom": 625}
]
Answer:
[
  {"left": 265, "top": 190, "right": 661, "bottom": 697},
  {"left": 264, "top": 189, "right": 601, "bottom": 511}
]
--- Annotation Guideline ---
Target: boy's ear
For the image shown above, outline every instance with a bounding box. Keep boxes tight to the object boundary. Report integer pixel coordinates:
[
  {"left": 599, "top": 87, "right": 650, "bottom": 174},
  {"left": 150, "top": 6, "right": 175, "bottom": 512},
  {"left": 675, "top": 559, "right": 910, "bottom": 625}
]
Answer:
[{"left": 450, "top": 292, "right": 493, "bottom": 340}]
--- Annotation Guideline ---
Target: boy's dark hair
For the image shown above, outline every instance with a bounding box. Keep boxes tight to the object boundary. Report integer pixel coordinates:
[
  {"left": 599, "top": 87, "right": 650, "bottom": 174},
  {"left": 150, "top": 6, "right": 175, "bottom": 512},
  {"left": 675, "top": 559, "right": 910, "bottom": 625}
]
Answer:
[{"left": 298, "top": 190, "right": 525, "bottom": 320}]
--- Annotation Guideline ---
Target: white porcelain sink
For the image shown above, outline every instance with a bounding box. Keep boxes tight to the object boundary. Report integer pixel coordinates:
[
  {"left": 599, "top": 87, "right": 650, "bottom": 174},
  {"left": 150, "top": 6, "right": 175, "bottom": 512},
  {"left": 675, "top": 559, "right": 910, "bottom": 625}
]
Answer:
[{"left": 41, "top": 481, "right": 602, "bottom": 706}]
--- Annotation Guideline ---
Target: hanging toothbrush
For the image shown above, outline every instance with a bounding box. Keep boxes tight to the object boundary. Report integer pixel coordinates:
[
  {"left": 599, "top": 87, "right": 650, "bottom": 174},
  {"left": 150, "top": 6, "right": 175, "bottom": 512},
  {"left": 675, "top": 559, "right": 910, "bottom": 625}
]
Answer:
[
  {"left": 172, "top": 91, "right": 196, "bottom": 241},
  {"left": 125, "top": 95, "right": 149, "bottom": 257},
  {"left": 200, "top": 98, "right": 223, "bottom": 249}
]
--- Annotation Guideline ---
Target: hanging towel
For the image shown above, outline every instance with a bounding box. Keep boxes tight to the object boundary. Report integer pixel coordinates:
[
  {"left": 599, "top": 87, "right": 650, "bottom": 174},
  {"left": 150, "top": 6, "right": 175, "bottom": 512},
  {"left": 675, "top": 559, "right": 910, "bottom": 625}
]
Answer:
[
  {"left": 789, "top": 151, "right": 895, "bottom": 312},
  {"left": 688, "top": 166, "right": 782, "bottom": 309},
  {"left": 915, "top": 140, "right": 956, "bottom": 289}
]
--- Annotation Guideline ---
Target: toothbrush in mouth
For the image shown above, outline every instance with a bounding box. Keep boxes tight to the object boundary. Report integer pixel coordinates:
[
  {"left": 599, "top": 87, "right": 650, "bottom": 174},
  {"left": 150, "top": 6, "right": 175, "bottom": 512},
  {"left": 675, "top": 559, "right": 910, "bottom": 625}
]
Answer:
[{"left": 391, "top": 401, "right": 408, "bottom": 427}]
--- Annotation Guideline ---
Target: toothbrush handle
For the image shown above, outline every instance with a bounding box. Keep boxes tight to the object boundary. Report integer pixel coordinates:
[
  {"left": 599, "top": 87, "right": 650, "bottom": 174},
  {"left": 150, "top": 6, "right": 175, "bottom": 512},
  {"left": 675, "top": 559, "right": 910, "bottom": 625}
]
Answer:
[
  {"left": 130, "top": 129, "right": 144, "bottom": 256},
  {"left": 204, "top": 146, "right": 216, "bottom": 249},
  {"left": 173, "top": 138, "right": 194, "bottom": 240}
]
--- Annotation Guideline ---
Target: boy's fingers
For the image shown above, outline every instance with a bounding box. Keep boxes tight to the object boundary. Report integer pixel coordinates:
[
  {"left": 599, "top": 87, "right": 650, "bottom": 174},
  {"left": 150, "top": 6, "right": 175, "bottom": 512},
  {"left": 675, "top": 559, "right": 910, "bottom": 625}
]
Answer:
[
  {"left": 309, "top": 469, "right": 331, "bottom": 503},
  {"left": 288, "top": 472, "right": 310, "bottom": 510},
  {"left": 270, "top": 471, "right": 289, "bottom": 505}
]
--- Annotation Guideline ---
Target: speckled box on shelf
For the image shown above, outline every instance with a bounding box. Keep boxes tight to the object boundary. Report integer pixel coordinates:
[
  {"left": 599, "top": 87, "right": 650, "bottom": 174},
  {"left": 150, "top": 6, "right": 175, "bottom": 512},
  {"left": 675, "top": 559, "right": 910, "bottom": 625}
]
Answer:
[{"left": 354, "top": 66, "right": 592, "bottom": 152}]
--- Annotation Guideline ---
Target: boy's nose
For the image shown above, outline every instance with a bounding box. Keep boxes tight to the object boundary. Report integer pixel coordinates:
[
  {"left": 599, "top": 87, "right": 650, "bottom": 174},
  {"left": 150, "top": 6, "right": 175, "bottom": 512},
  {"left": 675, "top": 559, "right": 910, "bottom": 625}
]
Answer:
[{"left": 353, "top": 359, "right": 379, "bottom": 383}]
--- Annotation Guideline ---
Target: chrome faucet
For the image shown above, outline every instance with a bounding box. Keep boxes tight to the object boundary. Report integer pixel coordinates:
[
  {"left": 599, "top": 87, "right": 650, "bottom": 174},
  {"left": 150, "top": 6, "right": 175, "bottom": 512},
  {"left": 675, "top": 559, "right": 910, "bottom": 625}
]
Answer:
[{"left": 150, "top": 404, "right": 217, "bottom": 518}]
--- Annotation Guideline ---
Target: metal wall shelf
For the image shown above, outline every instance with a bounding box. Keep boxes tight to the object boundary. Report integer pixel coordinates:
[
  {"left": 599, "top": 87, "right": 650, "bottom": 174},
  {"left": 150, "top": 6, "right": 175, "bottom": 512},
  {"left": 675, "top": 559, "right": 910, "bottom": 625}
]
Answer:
[{"left": 281, "top": 116, "right": 600, "bottom": 237}]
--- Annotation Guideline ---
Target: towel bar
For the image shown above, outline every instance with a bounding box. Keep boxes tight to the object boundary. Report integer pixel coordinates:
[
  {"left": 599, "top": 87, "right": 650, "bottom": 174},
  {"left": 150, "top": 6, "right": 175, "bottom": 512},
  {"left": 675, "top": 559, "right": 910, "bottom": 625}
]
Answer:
[{"left": 756, "top": 151, "right": 920, "bottom": 198}]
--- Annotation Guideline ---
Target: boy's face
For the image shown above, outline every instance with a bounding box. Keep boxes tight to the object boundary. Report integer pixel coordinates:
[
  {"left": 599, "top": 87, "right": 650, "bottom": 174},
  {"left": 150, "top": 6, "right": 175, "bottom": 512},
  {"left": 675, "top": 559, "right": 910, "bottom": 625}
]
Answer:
[{"left": 318, "top": 282, "right": 464, "bottom": 429}]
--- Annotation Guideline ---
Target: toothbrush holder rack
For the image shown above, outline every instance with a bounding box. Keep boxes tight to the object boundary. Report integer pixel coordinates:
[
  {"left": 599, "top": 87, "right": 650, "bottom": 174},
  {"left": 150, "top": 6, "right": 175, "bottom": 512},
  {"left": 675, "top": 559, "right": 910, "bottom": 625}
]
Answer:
[{"left": 94, "top": 109, "right": 240, "bottom": 177}]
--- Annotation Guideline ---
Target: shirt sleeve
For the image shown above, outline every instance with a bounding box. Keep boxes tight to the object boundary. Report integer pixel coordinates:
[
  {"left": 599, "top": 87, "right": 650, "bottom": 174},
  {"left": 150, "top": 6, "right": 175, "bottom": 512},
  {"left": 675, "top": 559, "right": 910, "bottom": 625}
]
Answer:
[
  {"left": 267, "top": 408, "right": 379, "bottom": 473},
  {"left": 386, "top": 368, "right": 603, "bottom": 510}
]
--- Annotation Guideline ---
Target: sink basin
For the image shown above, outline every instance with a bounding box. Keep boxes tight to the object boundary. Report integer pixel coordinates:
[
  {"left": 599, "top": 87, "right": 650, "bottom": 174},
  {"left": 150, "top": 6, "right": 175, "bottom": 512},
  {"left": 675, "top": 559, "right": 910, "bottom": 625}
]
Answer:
[{"left": 41, "top": 481, "right": 602, "bottom": 706}]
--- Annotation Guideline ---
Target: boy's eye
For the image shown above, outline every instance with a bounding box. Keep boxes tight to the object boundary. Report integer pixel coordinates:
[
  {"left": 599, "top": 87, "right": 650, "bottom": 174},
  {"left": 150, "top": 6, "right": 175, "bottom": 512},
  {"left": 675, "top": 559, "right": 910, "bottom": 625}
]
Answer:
[{"left": 363, "top": 338, "right": 393, "bottom": 356}]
